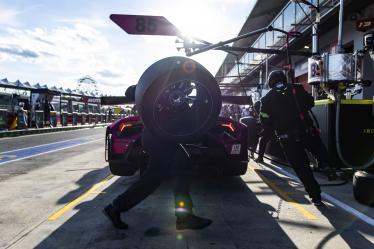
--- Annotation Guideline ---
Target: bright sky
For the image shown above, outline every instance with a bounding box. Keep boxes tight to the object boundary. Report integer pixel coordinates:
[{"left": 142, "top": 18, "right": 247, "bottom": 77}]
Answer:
[{"left": 0, "top": 0, "right": 255, "bottom": 95}]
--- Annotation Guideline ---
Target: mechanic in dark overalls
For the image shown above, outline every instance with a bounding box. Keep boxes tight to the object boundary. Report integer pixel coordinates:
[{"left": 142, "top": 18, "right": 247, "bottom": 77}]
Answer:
[
  {"left": 250, "top": 101, "right": 274, "bottom": 163},
  {"left": 103, "top": 85, "right": 212, "bottom": 230},
  {"left": 239, "top": 111, "right": 258, "bottom": 158},
  {"left": 259, "top": 70, "right": 329, "bottom": 206}
]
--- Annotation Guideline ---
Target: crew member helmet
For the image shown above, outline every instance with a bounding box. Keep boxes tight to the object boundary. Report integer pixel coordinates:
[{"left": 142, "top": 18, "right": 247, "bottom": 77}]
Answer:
[{"left": 267, "top": 70, "right": 287, "bottom": 88}]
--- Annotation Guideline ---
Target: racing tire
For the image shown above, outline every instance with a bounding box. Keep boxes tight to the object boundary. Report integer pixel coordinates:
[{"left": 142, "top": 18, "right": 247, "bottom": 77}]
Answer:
[
  {"left": 125, "top": 85, "right": 136, "bottom": 101},
  {"left": 109, "top": 161, "right": 139, "bottom": 176},
  {"left": 353, "top": 170, "right": 374, "bottom": 207},
  {"left": 135, "top": 56, "right": 221, "bottom": 142},
  {"left": 222, "top": 161, "right": 248, "bottom": 176}
]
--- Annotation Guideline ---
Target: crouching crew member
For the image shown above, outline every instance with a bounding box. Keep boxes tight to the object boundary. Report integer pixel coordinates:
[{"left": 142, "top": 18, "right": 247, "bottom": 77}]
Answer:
[{"left": 259, "top": 70, "right": 328, "bottom": 206}]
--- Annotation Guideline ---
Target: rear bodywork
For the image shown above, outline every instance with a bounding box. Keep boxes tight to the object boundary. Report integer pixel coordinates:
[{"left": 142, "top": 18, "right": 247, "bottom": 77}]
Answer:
[{"left": 105, "top": 116, "right": 248, "bottom": 176}]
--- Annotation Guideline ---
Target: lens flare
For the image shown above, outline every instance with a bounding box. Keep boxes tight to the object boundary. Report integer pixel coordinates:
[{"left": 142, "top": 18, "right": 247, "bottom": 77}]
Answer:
[{"left": 182, "top": 61, "right": 196, "bottom": 74}]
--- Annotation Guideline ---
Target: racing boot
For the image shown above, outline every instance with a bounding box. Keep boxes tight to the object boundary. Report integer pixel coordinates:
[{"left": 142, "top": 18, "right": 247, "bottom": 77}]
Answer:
[
  {"left": 176, "top": 214, "right": 212, "bottom": 230},
  {"left": 311, "top": 196, "right": 325, "bottom": 207},
  {"left": 175, "top": 204, "right": 211, "bottom": 230},
  {"left": 103, "top": 204, "right": 128, "bottom": 229}
]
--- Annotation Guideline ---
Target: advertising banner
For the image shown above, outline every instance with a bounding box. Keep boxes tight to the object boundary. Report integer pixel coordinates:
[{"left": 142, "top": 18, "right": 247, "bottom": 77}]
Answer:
[
  {"left": 50, "top": 111, "right": 57, "bottom": 127},
  {"left": 0, "top": 109, "right": 7, "bottom": 130},
  {"left": 35, "top": 110, "right": 44, "bottom": 128},
  {"left": 72, "top": 112, "right": 78, "bottom": 126},
  {"left": 81, "top": 113, "right": 86, "bottom": 125},
  {"left": 61, "top": 112, "right": 68, "bottom": 126}
]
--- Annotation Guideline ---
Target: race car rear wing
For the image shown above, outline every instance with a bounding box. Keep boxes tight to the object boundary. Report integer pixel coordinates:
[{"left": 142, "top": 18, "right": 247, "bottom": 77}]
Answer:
[
  {"left": 101, "top": 96, "right": 134, "bottom": 105},
  {"left": 222, "top": 96, "right": 252, "bottom": 105},
  {"left": 101, "top": 95, "right": 252, "bottom": 106}
]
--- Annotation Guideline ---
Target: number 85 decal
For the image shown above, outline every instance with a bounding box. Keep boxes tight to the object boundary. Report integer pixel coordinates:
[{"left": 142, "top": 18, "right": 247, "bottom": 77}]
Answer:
[
  {"left": 135, "top": 18, "right": 157, "bottom": 33},
  {"left": 110, "top": 14, "right": 180, "bottom": 36}
]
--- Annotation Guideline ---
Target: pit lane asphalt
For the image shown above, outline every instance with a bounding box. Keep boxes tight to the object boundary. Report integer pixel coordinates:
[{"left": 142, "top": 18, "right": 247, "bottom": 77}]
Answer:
[
  {"left": 0, "top": 127, "right": 105, "bottom": 181},
  {"left": 0, "top": 128, "right": 373, "bottom": 249},
  {"left": 0, "top": 127, "right": 105, "bottom": 152}
]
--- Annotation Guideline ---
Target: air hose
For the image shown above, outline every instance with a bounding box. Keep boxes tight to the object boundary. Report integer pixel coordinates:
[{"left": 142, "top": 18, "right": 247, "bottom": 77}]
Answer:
[{"left": 335, "top": 94, "right": 374, "bottom": 171}]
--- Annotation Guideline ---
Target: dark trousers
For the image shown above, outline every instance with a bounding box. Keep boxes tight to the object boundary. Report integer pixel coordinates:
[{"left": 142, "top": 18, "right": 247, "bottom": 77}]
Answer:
[
  {"left": 304, "top": 132, "right": 330, "bottom": 169},
  {"left": 279, "top": 137, "right": 321, "bottom": 200},
  {"left": 113, "top": 129, "right": 193, "bottom": 216},
  {"left": 257, "top": 129, "right": 274, "bottom": 158}
]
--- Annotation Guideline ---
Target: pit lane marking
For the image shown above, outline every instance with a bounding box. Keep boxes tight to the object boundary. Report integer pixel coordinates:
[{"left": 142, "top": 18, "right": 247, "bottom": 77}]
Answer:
[
  {"left": 259, "top": 161, "right": 374, "bottom": 227},
  {"left": 0, "top": 127, "right": 106, "bottom": 140},
  {"left": 249, "top": 165, "right": 317, "bottom": 221},
  {"left": 1, "top": 135, "right": 99, "bottom": 154},
  {"left": 0, "top": 137, "right": 102, "bottom": 165},
  {"left": 0, "top": 155, "right": 17, "bottom": 159},
  {"left": 48, "top": 174, "right": 113, "bottom": 221}
]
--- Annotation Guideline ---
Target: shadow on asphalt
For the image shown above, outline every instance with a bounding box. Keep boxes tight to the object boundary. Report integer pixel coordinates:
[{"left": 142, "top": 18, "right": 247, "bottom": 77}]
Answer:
[
  {"left": 314, "top": 205, "right": 374, "bottom": 249},
  {"left": 57, "top": 167, "right": 109, "bottom": 204},
  {"left": 254, "top": 162, "right": 374, "bottom": 249},
  {"left": 34, "top": 172, "right": 299, "bottom": 249},
  {"left": 253, "top": 167, "right": 312, "bottom": 205}
]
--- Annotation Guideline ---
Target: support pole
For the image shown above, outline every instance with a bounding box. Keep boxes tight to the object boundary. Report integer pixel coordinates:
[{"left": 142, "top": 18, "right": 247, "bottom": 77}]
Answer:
[
  {"left": 265, "top": 55, "right": 269, "bottom": 87},
  {"left": 337, "top": 0, "right": 345, "bottom": 53},
  {"left": 312, "top": 0, "right": 320, "bottom": 55}
]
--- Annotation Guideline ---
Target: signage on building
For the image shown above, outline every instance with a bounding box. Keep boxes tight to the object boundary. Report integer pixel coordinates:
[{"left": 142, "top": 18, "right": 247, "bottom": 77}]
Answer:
[
  {"left": 0, "top": 87, "right": 30, "bottom": 95},
  {"left": 83, "top": 96, "right": 101, "bottom": 104},
  {"left": 356, "top": 18, "right": 374, "bottom": 32}
]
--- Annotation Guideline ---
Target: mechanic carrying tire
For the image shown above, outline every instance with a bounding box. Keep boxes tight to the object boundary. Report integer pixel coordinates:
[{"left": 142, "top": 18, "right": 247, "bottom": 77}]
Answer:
[
  {"left": 259, "top": 70, "right": 333, "bottom": 206},
  {"left": 103, "top": 57, "right": 221, "bottom": 230}
]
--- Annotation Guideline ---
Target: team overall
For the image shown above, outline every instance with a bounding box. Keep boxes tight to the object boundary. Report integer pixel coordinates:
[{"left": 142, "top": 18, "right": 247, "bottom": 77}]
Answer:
[{"left": 260, "top": 71, "right": 328, "bottom": 203}]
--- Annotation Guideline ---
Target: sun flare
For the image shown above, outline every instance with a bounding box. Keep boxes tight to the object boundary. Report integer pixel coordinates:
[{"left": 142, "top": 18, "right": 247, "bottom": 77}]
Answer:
[{"left": 163, "top": 2, "right": 223, "bottom": 41}]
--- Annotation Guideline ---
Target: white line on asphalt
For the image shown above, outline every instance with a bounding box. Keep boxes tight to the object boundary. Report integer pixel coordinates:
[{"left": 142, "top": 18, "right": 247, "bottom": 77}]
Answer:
[
  {"left": 0, "top": 135, "right": 100, "bottom": 154},
  {"left": 321, "top": 193, "right": 374, "bottom": 226},
  {"left": 0, "top": 138, "right": 103, "bottom": 166},
  {"left": 260, "top": 160, "right": 374, "bottom": 227},
  {"left": 0, "top": 126, "right": 107, "bottom": 141}
]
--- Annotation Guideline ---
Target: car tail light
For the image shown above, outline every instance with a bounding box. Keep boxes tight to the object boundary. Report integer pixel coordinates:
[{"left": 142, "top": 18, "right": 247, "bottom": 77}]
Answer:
[
  {"left": 115, "top": 121, "right": 143, "bottom": 137},
  {"left": 221, "top": 122, "right": 235, "bottom": 132},
  {"left": 118, "top": 123, "right": 133, "bottom": 132}
]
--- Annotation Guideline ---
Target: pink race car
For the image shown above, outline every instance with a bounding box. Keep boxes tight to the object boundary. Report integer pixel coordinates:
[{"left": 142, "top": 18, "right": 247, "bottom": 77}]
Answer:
[{"left": 105, "top": 115, "right": 248, "bottom": 176}]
